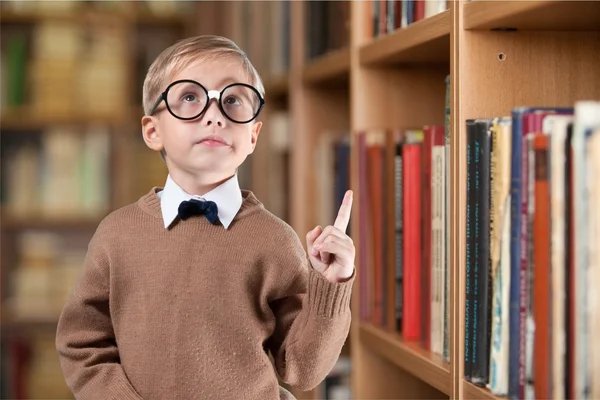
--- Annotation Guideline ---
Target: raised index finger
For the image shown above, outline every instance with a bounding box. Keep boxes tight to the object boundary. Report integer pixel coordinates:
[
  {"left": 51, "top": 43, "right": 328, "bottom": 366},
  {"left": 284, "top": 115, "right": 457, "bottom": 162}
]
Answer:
[{"left": 334, "top": 190, "right": 353, "bottom": 232}]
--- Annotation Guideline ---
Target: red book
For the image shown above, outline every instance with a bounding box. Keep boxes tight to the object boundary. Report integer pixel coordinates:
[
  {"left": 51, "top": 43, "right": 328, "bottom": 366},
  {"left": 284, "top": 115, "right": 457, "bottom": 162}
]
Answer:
[
  {"left": 403, "top": 143, "right": 421, "bottom": 340},
  {"left": 420, "top": 127, "right": 433, "bottom": 349},
  {"left": 533, "top": 133, "right": 552, "bottom": 400},
  {"left": 414, "top": 0, "right": 425, "bottom": 22}
]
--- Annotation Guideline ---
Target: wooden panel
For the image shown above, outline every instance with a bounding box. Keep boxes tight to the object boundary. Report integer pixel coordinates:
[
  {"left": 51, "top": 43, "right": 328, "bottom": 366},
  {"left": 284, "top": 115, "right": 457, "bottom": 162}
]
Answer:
[
  {"left": 0, "top": 213, "right": 104, "bottom": 231},
  {"left": 464, "top": 0, "right": 600, "bottom": 31},
  {"left": 351, "top": 66, "right": 448, "bottom": 132},
  {"left": 302, "top": 47, "right": 351, "bottom": 86},
  {"left": 0, "top": 107, "right": 133, "bottom": 131},
  {"left": 360, "top": 323, "right": 452, "bottom": 396},
  {"left": 264, "top": 74, "right": 289, "bottom": 102},
  {"left": 450, "top": 2, "right": 465, "bottom": 399},
  {"left": 360, "top": 10, "right": 450, "bottom": 66},
  {"left": 0, "top": 8, "right": 187, "bottom": 26},
  {"left": 354, "top": 328, "right": 449, "bottom": 399},
  {"left": 460, "top": 31, "right": 600, "bottom": 119},
  {"left": 463, "top": 380, "right": 499, "bottom": 400}
]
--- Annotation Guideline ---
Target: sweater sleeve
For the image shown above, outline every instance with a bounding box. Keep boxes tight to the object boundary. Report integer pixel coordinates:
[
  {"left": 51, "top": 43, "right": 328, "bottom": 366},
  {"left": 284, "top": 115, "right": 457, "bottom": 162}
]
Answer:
[
  {"left": 266, "top": 233, "right": 355, "bottom": 391},
  {"left": 55, "top": 231, "right": 142, "bottom": 400}
]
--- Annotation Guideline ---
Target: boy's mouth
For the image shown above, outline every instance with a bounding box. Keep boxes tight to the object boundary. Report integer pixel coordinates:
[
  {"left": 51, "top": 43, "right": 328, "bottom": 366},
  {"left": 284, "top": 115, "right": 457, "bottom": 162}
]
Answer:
[{"left": 196, "top": 135, "right": 229, "bottom": 147}]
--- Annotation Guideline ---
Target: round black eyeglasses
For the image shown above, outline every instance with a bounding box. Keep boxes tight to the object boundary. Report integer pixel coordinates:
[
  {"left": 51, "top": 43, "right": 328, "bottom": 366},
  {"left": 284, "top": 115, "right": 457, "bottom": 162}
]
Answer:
[{"left": 148, "top": 79, "right": 265, "bottom": 124}]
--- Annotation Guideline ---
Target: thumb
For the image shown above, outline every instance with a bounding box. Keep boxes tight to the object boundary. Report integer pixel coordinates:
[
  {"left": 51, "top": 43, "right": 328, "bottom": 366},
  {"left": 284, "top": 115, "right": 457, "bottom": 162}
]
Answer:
[{"left": 306, "top": 225, "right": 322, "bottom": 250}]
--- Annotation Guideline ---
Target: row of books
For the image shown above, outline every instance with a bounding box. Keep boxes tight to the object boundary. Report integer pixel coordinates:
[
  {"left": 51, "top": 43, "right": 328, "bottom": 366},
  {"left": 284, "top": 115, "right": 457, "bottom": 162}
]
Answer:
[
  {"left": 355, "top": 75, "right": 451, "bottom": 361},
  {"left": 1, "top": 126, "right": 111, "bottom": 219},
  {"left": 305, "top": 1, "right": 350, "bottom": 60},
  {"left": 368, "top": 0, "right": 448, "bottom": 38},
  {"left": 356, "top": 124, "right": 450, "bottom": 359},
  {"left": 3, "top": 230, "right": 88, "bottom": 321},
  {"left": 1, "top": 18, "right": 129, "bottom": 116},
  {"left": 314, "top": 131, "right": 351, "bottom": 233},
  {"left": 465, "top": 101, "right": 600, "bottom": 400},
  {"left": 0, "top": 0, "right": 195, "bottom": 17},
  {"left": 233, "top": 1, "right": 291, "bottom": 82}
]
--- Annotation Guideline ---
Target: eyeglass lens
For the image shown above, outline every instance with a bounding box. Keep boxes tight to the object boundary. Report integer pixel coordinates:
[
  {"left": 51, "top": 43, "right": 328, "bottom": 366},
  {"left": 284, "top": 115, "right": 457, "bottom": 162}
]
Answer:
[{"left": 165, "top": 81, "right": 260, "bottom": 122}]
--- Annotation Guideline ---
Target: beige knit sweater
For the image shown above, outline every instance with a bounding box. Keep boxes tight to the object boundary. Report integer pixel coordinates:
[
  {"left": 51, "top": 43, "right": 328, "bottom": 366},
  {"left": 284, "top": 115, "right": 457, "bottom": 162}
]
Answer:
[{"left": 55, "top": 188, "right": 354, "bottom": 400}]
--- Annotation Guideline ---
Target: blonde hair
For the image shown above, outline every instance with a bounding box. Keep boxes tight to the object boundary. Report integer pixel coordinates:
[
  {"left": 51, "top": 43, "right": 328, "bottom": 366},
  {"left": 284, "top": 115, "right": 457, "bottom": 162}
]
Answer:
[
  {"left": 142, "top": 35, "right": 265, "bottom": 160},
  {"left": 143, "top": 35, "right": 265, "bottom": 115}
]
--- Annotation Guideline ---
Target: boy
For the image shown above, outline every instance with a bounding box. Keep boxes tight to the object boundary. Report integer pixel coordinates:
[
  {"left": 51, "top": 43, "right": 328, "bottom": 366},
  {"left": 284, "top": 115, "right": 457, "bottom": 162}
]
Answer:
[{"left": 55, "top": 35, "right": 356, "bottom": 400}]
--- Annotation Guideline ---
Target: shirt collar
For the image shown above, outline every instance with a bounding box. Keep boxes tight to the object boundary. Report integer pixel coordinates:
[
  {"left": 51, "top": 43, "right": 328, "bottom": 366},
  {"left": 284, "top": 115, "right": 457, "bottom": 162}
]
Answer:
[{"left": 158, "top": 174, "right": 242, "bottom": 229}]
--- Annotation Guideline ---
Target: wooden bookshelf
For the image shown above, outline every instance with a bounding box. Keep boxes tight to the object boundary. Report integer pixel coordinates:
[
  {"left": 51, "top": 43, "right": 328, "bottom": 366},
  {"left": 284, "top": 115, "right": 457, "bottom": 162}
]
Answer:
[
  {"left": 0, "top": 107, "right": 133, "bottom": 131},
  {"left": 2, "top": 0, "right": 599, "bottom": 399},
  {"left": 0, "top": 7, "right": 188, "bottom": 26},
  {"left": 264, "top": 74, "right": 290, "bottom": 99},
  {"left": 463, "top": 381, "right": 498, "bottom": 400},
  {"left": 360, "top": 323, "right": 451, "bottom": 395},
  {"left": 249, "top": 0, "right": 598, "bottom": 399},
  {"left": 0, "top": 3, "right": 212, "bottom": 399},
  {"left": 360, "top": 10, "right": 450, "bottom": 66},
  {"left": 463, "top": 0, "right": 600, "bottom": 31},
  {"left": 0, "top": 212, "right": 105, "bottom": 231},
  {"left": 302, "top": 47, "right": 351, "bottom": 85}
]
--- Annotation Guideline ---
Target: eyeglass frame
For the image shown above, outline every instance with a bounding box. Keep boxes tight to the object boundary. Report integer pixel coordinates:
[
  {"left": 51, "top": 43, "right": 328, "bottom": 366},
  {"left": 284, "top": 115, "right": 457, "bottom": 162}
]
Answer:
[{"left": 148, "top": 79, "right": 265, "bottom": 124}]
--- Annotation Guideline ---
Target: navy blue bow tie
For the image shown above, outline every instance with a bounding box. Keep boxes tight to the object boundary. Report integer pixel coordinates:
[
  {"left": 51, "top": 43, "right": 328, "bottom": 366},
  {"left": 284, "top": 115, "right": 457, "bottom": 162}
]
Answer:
[{"left": 177, "top": 199, "right": 219, "bottom": 224}]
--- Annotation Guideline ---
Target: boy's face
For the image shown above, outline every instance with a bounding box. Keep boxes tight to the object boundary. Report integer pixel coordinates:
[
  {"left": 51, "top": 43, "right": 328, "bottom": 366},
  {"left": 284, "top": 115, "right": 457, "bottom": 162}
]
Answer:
[{"left": 141, "top": 56, "right": 262, "bottom": 182}]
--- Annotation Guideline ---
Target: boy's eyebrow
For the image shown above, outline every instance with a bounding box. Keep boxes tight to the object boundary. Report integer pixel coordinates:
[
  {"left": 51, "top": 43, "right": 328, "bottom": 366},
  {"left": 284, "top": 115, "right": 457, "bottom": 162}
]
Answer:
[{"left": 214, "top": 77, "right": 249, "bottom": 88}]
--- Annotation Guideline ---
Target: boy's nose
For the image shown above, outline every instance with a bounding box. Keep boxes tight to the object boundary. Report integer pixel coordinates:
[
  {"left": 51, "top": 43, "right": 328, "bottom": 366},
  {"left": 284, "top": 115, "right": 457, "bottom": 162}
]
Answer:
[{"left": 202, "top": 100, "right": 224, "bottom": 127}]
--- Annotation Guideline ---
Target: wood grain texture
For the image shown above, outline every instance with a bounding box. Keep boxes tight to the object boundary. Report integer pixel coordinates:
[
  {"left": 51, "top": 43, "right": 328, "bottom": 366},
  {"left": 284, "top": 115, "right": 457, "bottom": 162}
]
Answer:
[
  {"left": 360, "top": 323, "right": 452, "bottom": 396},
  {"left": 463, "top": 380, "right": 499, "bottom": 400},
  {"left": 450, "top": 2, "right": 465, "bottom": 399},
  {"left": 351, "top": 66, "right": 448, "bottom": 133},
  {"left": 264, "top": 74, "right": 290, "bottom": 102},
  {"left": 460, "top": 31, "right": 600, "bottom": 119},
  {"left": 464, "top": 0, "right": 600, "bottom": 31},
  {"left": 302, "top": 47, "right": 351, "bottom": 86},
  {"left": 360, "top": 10, "right": 450, "bottom": 66}
]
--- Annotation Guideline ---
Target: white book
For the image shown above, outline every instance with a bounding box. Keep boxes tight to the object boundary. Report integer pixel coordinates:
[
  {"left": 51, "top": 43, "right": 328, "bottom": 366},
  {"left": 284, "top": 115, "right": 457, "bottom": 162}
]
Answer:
[
  {"left": 572, "top": 101, "right": 600, "bottom": 399},
  {"left": 545, "top": 114, "right": 573, "bottom": 400}
]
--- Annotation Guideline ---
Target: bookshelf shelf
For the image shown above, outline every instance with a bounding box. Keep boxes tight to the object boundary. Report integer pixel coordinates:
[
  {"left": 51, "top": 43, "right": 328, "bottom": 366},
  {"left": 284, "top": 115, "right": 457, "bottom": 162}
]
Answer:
[
  {"left": 1, "top": 306, "right": 59, "bottom": 337},
  {"left": 463, "top": 381, "right": 498, "bottom": 400},
  {"left": 464, "top": 0, "right": 600, "bottom": 31},
  {"left": 359, "top": 323, "right": 451, "bottom": 396},
  {"left": 360, "top": 10, "right": 450, "bottom": 66},
  {"left": 0, "top": 108, "right": 133, "bottom": 131},
  {"left": 302, "top": 47, "right": 350, "bottom": 86},
  {"left": 264, "top": 74, "right": 289, "bottom": 100},
  {"left": 0, "top": 9, "right": 186, "bottom": 26},
  {"left": 0, "top": 213, "right": 105, "bottom": 231}
]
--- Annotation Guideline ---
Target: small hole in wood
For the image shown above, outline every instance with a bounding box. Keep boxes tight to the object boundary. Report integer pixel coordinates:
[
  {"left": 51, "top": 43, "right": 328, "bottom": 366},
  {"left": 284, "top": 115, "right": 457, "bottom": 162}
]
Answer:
[{"left": 498, "top": 53, "right": 506, "bottom": 61}]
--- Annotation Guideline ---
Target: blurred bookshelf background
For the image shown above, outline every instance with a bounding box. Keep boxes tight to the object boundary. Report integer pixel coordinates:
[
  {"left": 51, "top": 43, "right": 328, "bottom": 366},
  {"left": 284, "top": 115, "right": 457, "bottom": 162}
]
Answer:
[
  {"left": 0, "top": 1, "right": 334, "bottom": 398},
  {"left": 4, "top": 0, "right": 598, "bottom": 400}
]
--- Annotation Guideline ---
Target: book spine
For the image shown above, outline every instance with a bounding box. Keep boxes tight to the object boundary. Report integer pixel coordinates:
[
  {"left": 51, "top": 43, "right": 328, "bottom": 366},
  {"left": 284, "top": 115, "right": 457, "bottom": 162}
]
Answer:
[
  {"left": 403, "top": 143, "right": 421, "bottom": 340},
  {"left": 465, "top": 119, "right": 476, "bottom": 380},
  {"left": 443, "top": 74, "right": 451, "bottom": 362},
  {"left": 508, "top": 108, "right": 526, "bottom": 400},
  {"left": 395, "top": 140, "right": 403, "bottom": 332},
  {"left": 472, "top": 120, "right": 492, "bottom": 386}
]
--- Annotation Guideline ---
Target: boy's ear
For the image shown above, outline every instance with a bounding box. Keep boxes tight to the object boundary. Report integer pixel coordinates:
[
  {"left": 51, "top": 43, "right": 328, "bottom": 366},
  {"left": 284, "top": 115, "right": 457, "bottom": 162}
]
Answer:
[
  {"left": 141, "top": 115, "right": 164, "bottom": 152},
  {"left": 249, "top": 120, "right": 262, "bottom": 153}
]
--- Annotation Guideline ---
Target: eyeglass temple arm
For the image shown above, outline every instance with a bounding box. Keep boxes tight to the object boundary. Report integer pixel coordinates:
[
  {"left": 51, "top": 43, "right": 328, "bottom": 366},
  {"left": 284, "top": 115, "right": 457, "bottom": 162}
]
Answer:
[{"left": 148, "top": 93, "right": 165, "bottom": 115}]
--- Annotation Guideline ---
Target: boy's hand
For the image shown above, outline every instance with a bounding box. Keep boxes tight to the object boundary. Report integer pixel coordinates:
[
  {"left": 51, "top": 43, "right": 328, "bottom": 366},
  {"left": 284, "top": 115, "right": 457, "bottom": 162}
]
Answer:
[{"left": 306, "top": 190, "right": 355, "bottom": 283}]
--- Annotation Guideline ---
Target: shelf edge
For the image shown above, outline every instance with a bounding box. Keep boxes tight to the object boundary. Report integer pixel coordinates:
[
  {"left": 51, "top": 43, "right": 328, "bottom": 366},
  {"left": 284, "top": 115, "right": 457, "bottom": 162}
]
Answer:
[
  {"left": 359, "top": 323, "right": 451, "bottom": 396},
  {"left": 359, "top": 10, "right": 450, "bottom": 66}
]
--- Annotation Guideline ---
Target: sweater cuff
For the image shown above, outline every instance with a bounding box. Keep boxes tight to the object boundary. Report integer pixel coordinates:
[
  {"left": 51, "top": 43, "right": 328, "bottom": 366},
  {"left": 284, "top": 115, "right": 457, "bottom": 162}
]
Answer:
[{"left": 307, "top": 267, "right": 354, "bottom": 318}]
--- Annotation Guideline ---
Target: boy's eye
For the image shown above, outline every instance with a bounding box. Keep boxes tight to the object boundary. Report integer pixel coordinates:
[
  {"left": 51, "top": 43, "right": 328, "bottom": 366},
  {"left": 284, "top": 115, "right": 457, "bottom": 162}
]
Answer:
[
  {"left": 182, "top": 93, "right": 198, "bottom": 102},
  {"left": 224, "top": 96, "right": 241, "bottom": 106}
]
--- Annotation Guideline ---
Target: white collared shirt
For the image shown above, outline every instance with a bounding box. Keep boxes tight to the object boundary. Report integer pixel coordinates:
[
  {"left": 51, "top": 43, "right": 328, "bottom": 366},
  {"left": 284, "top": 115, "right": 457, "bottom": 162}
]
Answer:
[{"left": 157, "top": 174, "right": 243, "bottom": 229}]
